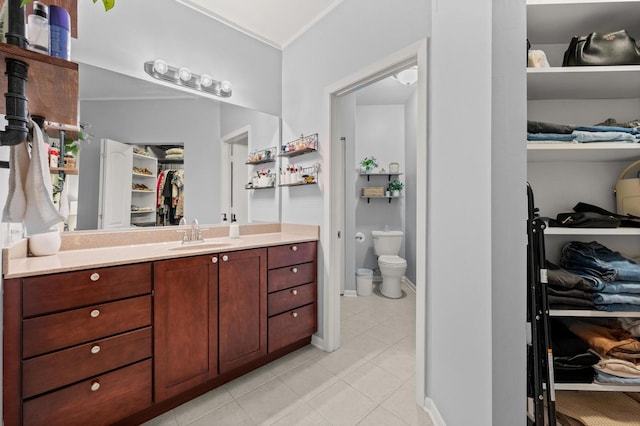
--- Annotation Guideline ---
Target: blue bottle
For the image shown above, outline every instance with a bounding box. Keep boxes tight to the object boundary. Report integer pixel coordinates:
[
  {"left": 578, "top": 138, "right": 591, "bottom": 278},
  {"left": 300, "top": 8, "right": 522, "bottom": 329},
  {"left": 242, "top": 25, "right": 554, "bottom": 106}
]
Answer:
[{"left": 49, "top": 5, "right": 70, "bottom": 60}]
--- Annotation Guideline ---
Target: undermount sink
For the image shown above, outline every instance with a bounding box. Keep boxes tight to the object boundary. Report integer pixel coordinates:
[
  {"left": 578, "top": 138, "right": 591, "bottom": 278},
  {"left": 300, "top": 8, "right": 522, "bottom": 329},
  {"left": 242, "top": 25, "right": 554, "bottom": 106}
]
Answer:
[{"left": 169, "top": 242, "right": 230, "bottom": 251}]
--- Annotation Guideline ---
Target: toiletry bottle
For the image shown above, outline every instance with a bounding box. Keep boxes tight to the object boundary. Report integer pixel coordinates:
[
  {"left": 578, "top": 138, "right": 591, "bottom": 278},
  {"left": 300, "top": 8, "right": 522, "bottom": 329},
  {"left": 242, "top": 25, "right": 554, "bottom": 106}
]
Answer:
[
  {"left": 49, "top": 5, "right": 70, "bottom": 60},
  {"left": 229, "top": 214, "right": 239, "bottom": 239},
  {"left": 27, "top": 2, "right": 49, "bottom": 55}
]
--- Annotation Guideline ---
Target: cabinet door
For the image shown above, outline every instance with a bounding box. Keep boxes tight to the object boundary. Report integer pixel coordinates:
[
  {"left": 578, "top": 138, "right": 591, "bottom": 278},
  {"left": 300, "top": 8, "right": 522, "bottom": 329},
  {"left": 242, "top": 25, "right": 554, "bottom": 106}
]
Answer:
[
  {"left": 218, "top": 248, "right": 267, "bottom": 373},
  {"left": 153, "top": 255, "right": 219, "bottom": 402}
]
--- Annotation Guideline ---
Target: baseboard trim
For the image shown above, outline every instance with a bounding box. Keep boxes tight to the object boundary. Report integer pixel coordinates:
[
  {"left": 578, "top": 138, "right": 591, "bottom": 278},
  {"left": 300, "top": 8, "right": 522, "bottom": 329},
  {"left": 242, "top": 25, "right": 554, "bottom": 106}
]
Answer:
[
  {"left": 311, "top": 334, "right": 326, "bottom": 351},
  {"left": 424, "top": 397, "right": 446, "bottom": 426},
  {"left": 402, "top": 276, "right": 416, "bottom": 292},
  {"left": 343, "top": 290, "right": 358, "bottom": 297}
]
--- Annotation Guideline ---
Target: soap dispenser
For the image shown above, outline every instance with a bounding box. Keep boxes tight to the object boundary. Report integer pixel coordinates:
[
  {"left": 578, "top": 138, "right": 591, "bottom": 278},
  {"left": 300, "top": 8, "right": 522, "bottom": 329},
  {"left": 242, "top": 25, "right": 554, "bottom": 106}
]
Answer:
[{"left": 229, "top": 214, "right": 239, "bottom": 239}]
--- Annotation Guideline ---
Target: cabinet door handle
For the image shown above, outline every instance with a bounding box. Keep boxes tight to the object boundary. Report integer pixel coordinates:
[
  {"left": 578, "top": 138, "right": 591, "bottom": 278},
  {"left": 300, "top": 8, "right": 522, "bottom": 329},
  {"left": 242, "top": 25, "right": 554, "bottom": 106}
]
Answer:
[
  {"left": 90, "top": 273, "right": 100, "bottom": 282},
  {"left": 291, "top": 289, "right": 298, "bottom": 295},
  {"left": 291, "top": 312, "right": 298, "bottom": 318},
  {"left": 91, "top": 345, "right": 101, "bottom": 354},
  {"left": 90, "top": 381, "right": 100, "bottom": 392},
  {"left": 90, "top": 309, "right": 100, "bottom": 318},
  {"left": 222, "top": 255, "right": 229, "bottom": 262},
  {"left": 291, "top": 245, "right": 298, "bottom": 252},
  {"left": 291, "top": 267, "right": 298, "bottom": 273},
  {"left": 212, "top": 256, "right": 218, "bottom": 263}
]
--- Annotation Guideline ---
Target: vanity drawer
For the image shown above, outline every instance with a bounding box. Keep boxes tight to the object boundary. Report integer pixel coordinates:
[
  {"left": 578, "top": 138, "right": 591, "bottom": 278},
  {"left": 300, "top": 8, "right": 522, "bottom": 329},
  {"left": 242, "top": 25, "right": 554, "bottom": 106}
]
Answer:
[
  {"left": 23, "top": 327, "right": 152, "bottom": 398},
  {"left": 23, "top": 359, "right": 152, "bottom": 426},
  {"left": 23, "top": 263, "right": 152, "bottom": 317},
  {"left": 268, "top": 283, "right": 316, "bottom": 317},
  {"left": 268, "top": 303, "right": 316, "bottom": 353},
  {"left": 23, "top": 296, "right": 152, "bottom": 358},
  {"left": 268, "top": 242, "right": 316, "bottom": 269},
  {"left": 267, "top": 262, "right": 315, "bottom": 293}
]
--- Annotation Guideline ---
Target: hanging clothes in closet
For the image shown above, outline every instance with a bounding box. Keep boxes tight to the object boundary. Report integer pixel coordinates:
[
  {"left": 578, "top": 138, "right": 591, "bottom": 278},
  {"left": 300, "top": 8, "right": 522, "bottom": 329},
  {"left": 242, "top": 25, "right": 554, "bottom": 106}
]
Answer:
[{"left": 156, "top": 165, "right": 184, "bottom": 225}]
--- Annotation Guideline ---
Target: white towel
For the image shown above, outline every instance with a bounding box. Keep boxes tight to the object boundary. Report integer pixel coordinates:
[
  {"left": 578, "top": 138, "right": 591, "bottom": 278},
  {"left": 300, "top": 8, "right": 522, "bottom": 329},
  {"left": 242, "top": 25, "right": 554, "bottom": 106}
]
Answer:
[
  {"left": 2, "top": 139, "right": 29, "bottom": 222},
  {"left": 2, "top": 120, "right": 64, "bottom": 235}
]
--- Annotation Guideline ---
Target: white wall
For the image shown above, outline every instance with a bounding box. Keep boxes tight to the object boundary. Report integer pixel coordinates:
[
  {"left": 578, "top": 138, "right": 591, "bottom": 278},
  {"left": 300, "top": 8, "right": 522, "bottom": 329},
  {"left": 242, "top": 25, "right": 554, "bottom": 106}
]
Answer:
[
  {"left": 73, "top": 0, "right": 282, "bottom": 116},
  {"left": 78, "top": 98, "right": 221, "bottom": 229},
  {"left": 355, "top": 105, "right": 405, "bottom": 274},
  {"left": 282, "top": 0, "right": 429, "bottom": 342},
  {"left": 220, "top": 104, "right": 281, "bottom": 223}
]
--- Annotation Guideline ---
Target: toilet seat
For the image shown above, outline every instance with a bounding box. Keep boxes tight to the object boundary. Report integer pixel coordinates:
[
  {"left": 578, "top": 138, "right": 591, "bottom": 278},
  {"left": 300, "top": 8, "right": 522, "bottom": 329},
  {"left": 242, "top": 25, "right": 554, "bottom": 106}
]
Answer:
[{"left": 378, "top": 255, "right": 407, "bottom": 266}]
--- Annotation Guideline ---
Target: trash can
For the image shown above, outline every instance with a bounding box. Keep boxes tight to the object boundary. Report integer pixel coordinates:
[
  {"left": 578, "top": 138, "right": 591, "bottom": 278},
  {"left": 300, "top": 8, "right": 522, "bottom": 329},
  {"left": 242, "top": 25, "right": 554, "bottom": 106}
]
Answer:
[{"left": 356, "top": 268, "right": 373, "bottom": 296}]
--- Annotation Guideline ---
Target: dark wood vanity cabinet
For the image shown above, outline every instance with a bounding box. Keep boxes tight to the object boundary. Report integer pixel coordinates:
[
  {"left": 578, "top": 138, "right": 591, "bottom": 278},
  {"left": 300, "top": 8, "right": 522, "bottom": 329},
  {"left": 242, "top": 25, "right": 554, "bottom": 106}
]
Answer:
[
  {"left": 4, "top": 241, "right": 317, "bottom": 425},
  {"left": 3, "top": 263, "right": 153, "bottom": 426},
  {"left": 267, "top": 242, "right": 318, "bottom": 352},
  {"left": 153, "top": 254, "right": 219, "bottom": 402},
  {"left": 218, "top": 248, "right": 268, "bottom": 373}
]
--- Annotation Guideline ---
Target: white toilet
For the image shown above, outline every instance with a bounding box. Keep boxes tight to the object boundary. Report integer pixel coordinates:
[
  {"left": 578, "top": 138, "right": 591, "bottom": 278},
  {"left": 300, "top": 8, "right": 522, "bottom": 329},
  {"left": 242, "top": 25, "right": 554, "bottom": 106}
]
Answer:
[{"left": 371, "top": 230, "right": 407, "bottom": 299}]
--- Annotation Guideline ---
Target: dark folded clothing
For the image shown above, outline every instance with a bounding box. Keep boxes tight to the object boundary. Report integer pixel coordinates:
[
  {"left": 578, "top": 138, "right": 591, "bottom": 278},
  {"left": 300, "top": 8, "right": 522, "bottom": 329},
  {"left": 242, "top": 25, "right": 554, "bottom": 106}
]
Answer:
[
  {"left": 528, "top": 120, "right": 575, "bottom": 134},
  {"left": 546, "top": 261, "right": 598, "bottom": 292},
  {"left": 554, "top": 366, "right": 595, "bottom": 384},
  {"left": 549, "top": 295, "right": 596, "bottom": 309},
  {"left": 551, "top": 318, "right": 600, "bottom": 365},
  {"left": 549, "top": 286, "right": 594, "bottom": 301}
]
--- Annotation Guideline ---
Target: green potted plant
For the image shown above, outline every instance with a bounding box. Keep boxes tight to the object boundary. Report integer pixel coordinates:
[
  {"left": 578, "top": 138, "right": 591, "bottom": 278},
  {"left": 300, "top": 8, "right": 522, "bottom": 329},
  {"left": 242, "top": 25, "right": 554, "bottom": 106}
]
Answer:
[
  {"left": 389, "top": 179, "right": 404, "bottom": 196},
  {"left": 359, "top": 156, "right": 378, "bottom": 174}
]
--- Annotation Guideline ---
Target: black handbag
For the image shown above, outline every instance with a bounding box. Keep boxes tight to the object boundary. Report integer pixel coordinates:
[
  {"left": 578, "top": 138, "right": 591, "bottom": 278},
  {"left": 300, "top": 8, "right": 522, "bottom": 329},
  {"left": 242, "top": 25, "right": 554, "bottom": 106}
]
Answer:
[{"left": 562, "top": 30, "right": 640, "bottom": 66}]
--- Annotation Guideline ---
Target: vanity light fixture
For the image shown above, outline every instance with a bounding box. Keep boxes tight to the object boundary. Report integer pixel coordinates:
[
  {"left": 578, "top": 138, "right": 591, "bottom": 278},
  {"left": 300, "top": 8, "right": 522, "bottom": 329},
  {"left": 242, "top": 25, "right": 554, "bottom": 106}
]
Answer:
[
  {"left": 392, "top": 66, "right": 418, "bottom": 86},
  {"left": 144, "top": 59, "right": 232, "bottom": 98}
]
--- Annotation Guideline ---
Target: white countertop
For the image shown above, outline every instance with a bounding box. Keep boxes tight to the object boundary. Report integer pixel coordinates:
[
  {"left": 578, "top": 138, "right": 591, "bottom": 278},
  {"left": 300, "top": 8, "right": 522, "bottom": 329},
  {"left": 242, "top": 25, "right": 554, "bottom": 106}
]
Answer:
[{"left": 3, "top": 224, "right": 319, "bottom": 279}]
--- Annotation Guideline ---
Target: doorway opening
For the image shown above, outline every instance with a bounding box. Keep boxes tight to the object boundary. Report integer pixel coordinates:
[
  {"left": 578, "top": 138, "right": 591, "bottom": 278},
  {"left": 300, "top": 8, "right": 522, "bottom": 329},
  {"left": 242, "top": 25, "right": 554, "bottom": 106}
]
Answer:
[
  {"left": 324, "top": 40, "right": 428, "bottom": 406},
  {"left": 220, "top": 126, "right": 250, "bottom": 224}
]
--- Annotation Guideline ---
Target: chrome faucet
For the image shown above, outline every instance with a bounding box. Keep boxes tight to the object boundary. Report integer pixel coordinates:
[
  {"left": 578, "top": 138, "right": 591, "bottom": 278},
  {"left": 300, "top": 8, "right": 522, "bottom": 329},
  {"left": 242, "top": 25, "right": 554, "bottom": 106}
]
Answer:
[{"left": 179, "top": 218, "right": 204, "bottom": 244}]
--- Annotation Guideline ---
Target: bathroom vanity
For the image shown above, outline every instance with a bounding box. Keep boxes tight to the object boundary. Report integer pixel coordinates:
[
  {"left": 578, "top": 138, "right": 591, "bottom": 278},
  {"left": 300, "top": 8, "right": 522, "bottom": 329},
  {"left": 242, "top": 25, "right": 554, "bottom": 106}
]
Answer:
[{"left": 2, "top": 223, "right": 318, "bottom": 425}]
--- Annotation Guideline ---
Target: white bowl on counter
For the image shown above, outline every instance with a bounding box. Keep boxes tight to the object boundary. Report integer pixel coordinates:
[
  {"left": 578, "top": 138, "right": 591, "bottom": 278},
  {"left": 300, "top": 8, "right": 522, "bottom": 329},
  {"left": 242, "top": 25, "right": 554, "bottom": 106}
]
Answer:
[{"left": 29, "top": 230, "right": 61, "bottom": 256}]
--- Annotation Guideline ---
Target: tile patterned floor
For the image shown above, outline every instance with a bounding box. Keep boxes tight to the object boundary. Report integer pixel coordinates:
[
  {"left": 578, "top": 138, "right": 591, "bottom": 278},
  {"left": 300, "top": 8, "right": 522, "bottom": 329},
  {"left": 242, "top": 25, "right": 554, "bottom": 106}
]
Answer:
[{"left": 143, "top": 282, "right": 432, "bottom": 425}]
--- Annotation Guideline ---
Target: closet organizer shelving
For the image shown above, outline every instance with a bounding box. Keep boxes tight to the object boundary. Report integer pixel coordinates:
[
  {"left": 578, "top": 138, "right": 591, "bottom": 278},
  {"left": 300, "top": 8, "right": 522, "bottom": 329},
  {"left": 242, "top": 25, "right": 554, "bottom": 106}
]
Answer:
[
  {"left": 527, "top": 0, "right": 640, "bottom": 394},
  {"left": 131, "top": 153, "right": 157, "bottom": 226}
]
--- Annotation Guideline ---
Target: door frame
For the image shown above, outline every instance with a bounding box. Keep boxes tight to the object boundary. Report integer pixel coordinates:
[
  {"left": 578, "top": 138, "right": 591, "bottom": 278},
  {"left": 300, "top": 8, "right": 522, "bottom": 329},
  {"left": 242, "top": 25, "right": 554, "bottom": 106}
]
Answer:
[
  {"left": 220, "top": 125, "right": 251, "bottom": 222},
  {"left": 322, "top": 39, "right": 428, "bottom": 406}
]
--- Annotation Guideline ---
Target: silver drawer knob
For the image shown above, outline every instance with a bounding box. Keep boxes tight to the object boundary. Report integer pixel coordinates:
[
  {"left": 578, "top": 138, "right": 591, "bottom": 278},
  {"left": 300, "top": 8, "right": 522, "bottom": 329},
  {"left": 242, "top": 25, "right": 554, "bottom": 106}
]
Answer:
[
  {"left": 292, "top": 312, "right": 298, "bottom": 318},
  {"left": 90, "top": 273, "right": 100, "bottom": 282},
  {"left": 291, "top": 245, "right": 298, "bottom": 252},
  {"left": 292, "top": 289, "right": 298, "bottom": 295},
  {"left": 212, "top": 257, "right": 218, "bottom": 263},
  {"left": 291, "top": 267, "right": 298, "bottom": 273},
  {"left": 90, "top": 309, "right": 100, "bottom": 318},
  {"left": 222, "top": 255, "right": 229, "bottom": 261},
  {"left": 90, "top": 381, "right": 100, "bottom": 392},
  {"left": 91, "top": 345, "right": 101, "bottom": 354}
]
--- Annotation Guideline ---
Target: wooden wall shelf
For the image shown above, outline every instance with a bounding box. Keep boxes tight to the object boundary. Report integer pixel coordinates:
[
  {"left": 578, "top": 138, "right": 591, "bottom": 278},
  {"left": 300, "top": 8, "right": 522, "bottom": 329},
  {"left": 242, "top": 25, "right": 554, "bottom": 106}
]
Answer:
[{"left": 0, "top": 43, "right": 78, "bottom": 127}]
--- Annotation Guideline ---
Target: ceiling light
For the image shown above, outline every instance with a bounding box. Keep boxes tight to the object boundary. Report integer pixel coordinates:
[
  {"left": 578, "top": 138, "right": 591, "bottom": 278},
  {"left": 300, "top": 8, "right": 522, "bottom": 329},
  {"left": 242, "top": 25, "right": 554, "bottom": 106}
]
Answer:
[
  {"left": 392, "top": 66, "right": 418, "bottom": 86},
  {"left": 143, "top": 60, "right": 232, "bottom": 98}
]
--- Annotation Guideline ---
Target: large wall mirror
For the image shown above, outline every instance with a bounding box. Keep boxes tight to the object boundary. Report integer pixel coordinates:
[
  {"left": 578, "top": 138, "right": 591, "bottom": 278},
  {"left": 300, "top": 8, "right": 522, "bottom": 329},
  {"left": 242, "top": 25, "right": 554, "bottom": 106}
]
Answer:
[{"left": 71, "top": 63, "right": 281, "bottom": 232}]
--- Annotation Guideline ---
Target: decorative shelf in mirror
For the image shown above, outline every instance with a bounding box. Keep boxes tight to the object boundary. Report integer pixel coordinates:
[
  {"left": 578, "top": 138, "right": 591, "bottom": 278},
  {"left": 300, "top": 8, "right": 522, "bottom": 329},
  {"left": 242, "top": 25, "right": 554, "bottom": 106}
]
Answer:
[
  {"left": 279, "top": 133, "right": 318, "bottom": 157},
  {"left": 246, "top": 146, "right": 277, "bottom": 164}
]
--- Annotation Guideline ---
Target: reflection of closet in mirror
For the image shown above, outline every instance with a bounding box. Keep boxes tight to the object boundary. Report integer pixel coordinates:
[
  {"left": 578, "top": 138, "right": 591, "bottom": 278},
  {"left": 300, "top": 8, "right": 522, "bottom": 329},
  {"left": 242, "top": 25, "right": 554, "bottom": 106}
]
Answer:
[{"left": 151, "top": 145, "right": 185, "bottom": 226}]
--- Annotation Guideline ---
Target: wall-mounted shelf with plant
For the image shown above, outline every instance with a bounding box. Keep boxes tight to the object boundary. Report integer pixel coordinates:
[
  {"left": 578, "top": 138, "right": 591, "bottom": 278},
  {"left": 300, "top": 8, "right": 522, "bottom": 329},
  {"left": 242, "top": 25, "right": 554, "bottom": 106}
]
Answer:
[
  {"left": 389, "top": 179, "right": 404, "bottom": 196},
  {"left": 359, "top": 156, "right": 378, "bottom": 174}
]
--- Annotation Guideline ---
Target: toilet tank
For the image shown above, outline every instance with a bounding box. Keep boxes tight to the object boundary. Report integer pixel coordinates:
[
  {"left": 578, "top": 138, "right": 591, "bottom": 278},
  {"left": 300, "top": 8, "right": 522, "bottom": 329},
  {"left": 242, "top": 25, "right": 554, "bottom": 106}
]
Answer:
[{"left": 371, "top": 230, "right": 403, "bottom": 256}]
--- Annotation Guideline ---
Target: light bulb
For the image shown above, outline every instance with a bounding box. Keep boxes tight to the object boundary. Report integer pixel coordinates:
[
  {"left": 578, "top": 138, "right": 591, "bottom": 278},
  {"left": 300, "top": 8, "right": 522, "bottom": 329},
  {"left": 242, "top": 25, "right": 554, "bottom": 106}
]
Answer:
[
  {"left": 220, "top": 80, "right": 232, "bottom": 93},
  {"left": 178, "top": 67, "right": 192, "bottom": 82},
  {"left": 153, "top": 59, "right": 168, "bottom": 75},
  {"left": 200, "top": 74, "right": 213, "bottom": 88}
]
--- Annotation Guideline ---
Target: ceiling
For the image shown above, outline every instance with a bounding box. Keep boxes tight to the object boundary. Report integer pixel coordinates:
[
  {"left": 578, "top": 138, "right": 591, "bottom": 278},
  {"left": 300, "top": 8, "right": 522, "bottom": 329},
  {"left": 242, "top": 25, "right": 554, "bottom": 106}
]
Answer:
[{"left": 175, "top": 0, "right": 344, "bottom": 49}]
